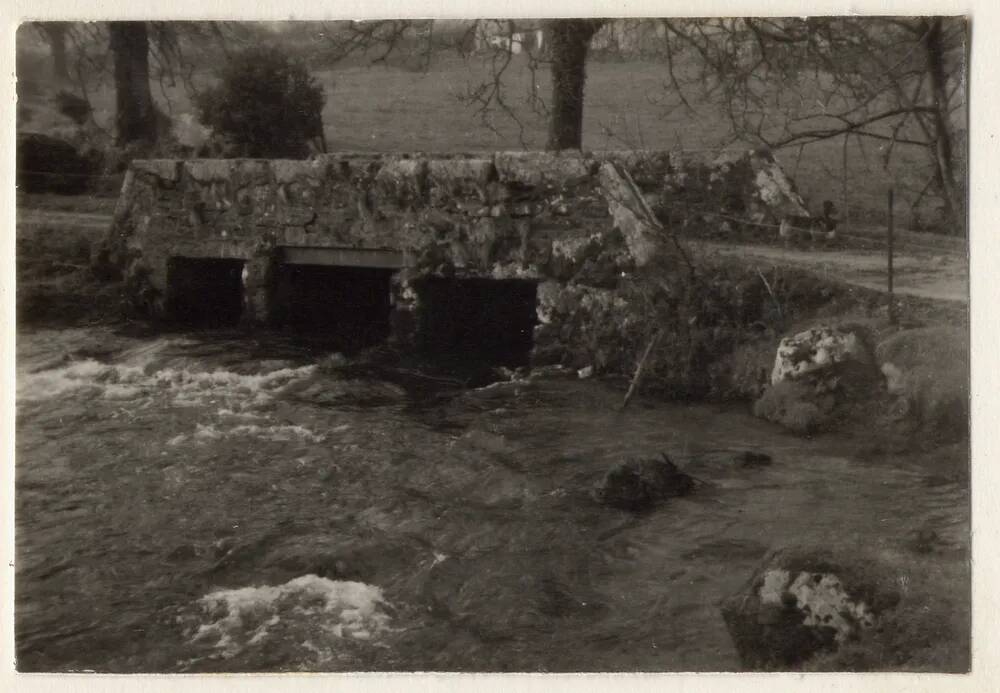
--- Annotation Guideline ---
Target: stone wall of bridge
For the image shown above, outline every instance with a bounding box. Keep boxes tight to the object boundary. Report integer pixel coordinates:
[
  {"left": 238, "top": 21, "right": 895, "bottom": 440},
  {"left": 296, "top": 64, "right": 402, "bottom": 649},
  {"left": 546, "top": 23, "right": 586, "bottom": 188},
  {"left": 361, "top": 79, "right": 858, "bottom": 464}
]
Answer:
[{"left": 102, "top": 148, "right": 808, "bottom": 365}]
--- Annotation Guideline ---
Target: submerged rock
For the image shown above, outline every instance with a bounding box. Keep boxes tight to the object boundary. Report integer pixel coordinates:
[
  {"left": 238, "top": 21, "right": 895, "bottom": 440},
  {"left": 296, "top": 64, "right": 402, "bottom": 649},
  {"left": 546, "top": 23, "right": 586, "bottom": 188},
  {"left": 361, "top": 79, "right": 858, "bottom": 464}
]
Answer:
[
  {"left": 734, "top": 450, "right": 772, "bottom": 467},
  {"left": 593, "top": 454, "right": 694, "bottom": 511},
  {"left": 720, "top": 546, "right": 901, "bottom": 670},
  {"left": 906, "top": 527, "right": 943, "bottom": 555}
]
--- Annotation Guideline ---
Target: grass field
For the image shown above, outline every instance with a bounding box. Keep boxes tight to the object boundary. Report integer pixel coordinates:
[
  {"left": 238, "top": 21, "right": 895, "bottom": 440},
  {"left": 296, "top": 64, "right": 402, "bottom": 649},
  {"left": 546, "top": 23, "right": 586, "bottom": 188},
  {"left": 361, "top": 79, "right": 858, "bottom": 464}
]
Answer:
[{"left": 17, "top": 49, "right": 962, "bottom": 232}]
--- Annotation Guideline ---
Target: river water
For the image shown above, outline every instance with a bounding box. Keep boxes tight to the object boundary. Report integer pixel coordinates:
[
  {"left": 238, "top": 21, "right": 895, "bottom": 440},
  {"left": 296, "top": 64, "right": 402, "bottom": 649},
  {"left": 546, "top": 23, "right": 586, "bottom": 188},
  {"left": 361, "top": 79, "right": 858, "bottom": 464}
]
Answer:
[{"left": 14, "top": 326, "right": 970, "bottom": 672}]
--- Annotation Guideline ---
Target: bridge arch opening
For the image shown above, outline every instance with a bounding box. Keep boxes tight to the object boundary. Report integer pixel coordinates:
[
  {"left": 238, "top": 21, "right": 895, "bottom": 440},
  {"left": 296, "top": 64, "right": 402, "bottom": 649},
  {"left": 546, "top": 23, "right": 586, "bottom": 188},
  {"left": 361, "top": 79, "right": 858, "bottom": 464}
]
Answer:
[
  {"left": 166, "top": 256, "right": 245, "bottom": 328},
  {"left": 269, "top": 263, "right": 396, "bottom": 353},
  {"left": 414, "top": 277, "right": 538, "bottom": 367}
]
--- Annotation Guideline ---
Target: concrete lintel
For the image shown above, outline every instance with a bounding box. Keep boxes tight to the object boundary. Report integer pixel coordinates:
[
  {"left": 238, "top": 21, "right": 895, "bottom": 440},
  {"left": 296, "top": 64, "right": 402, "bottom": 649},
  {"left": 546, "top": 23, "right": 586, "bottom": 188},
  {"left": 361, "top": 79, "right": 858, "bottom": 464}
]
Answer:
[{"left": 281, "top": 246, "right": 407, "bottom": 269}]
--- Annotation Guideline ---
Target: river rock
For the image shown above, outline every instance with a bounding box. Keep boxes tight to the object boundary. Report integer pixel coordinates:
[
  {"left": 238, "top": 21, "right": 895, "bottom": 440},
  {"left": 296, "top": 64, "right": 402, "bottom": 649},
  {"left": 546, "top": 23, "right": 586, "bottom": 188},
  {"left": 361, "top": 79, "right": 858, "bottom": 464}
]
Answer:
[
  {"left": 875, "top": 326, "right": 968, "bottom": 441},
  {"left": 755, "top": 325, "right": 879, "bottom": 434},
  {"left": 734, "top": 450, "right": 772, "bottom": 468},
  {"left": 721, "top": 545, "right": 901, "bottom": 670},
  {"left": 770, "top": 326, "right": 873, "bottom": 385},
  {"left": 753, "top": 380, "right": 836, "bottom": 434},
  {"left": 593, "top": 454, "right": 694, "bottom": 511}
]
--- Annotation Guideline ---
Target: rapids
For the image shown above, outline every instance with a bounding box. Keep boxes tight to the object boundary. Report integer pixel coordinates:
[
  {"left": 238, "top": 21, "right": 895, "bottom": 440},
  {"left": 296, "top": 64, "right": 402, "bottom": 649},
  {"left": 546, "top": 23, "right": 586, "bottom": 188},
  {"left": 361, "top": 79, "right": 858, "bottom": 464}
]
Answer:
[{"left": 14, "top": 326, "right": 969, "bottom": 672}]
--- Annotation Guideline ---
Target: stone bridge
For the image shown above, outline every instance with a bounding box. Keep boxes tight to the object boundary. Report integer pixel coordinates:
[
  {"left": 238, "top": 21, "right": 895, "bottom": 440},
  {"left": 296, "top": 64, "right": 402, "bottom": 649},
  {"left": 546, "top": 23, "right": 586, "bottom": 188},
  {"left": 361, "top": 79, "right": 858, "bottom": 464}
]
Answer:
[{"left": 105, "top": 149, "right": 807, "bottom": 366}]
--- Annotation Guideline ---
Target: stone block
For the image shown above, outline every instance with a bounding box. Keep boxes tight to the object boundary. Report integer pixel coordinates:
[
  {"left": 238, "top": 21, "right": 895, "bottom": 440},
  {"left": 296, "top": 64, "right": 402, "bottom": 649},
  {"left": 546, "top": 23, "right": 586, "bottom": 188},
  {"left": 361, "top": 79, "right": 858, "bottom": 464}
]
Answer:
[
  {"left": 495, "top": 151, "right": 595, "bottom": 187},
  {"left": 132, "top": 159, "right": 181, "bottom": 184},
  {"left": 184, "top": 159, "right": 234, "bottom": 183}
]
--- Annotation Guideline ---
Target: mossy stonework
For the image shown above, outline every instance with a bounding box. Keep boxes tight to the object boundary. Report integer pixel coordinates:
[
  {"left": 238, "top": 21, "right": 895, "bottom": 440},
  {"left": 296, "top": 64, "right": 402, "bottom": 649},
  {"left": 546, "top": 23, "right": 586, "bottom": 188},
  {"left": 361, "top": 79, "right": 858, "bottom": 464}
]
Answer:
[{"left": 101, "top": 149, "right": 808, "bottom": 365}]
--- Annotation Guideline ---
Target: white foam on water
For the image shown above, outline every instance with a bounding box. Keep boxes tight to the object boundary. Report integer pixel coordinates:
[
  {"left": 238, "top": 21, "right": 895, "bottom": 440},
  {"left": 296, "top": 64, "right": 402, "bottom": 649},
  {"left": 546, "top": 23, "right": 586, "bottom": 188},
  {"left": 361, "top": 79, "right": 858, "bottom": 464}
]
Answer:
[
  {"left": 18, "top": 340, "right": 335, "bottom": 448},
  {"left": 18, "top": 354, "right": 316, "bottom": 411},
  {"left": 167, "top": 434, "right": 187, "bottom": 447},
  {"left": 18, "top": 358, "right": 114, "bottom": 401},
  {"left": 102, "top": 383, "right": 145, "bottom": 400},
  {"left": 227, "top": 424, "right": 326, "bottom": 443},
  {"left": 187, "top": 575, "right": 393, "bottom": 659},
  {"left": 192, "top": 423, "right": 223, "bottom": 441},
  {"left": 151, "top": 365, "right": 317, "bottom": 410},
  {"left": 171, "top": 422, "right": 326, "bottom": 446},
  {"left": 217, "top": 408, "right": 264, "bottom": 420}
]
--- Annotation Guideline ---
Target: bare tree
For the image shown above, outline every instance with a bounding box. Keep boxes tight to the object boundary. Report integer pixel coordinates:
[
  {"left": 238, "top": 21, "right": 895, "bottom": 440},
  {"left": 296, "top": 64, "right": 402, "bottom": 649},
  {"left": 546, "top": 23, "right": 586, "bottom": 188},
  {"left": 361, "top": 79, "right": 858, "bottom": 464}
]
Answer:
[
  {"left": 32, "top": 22, "right": 72, "bottom": 82},
  {"left": 659, "top": 17, "right": 967, "bottom": 233},
  {"left": 49, "top": 21, "right": 250, "bottom": 146},
  {"left": 317, "top": 18, "right": 607, "bottom": 151},
  {"left": 545, "top": 19, "right": 605, "bottom": 149},
  {"left": 108, "top": 21, "right": 158, "bottom": 145}
]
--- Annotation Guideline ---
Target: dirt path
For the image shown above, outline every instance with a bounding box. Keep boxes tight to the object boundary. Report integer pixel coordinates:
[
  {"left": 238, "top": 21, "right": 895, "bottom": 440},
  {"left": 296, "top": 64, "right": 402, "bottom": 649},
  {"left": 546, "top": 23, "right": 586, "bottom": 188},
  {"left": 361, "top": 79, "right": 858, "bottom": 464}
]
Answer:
[
  {"left": 694, "top": 240, "right": 968, "bottom": 304},
  {"left": 16, "top": 207, "right": 969, "bottom": 305}
]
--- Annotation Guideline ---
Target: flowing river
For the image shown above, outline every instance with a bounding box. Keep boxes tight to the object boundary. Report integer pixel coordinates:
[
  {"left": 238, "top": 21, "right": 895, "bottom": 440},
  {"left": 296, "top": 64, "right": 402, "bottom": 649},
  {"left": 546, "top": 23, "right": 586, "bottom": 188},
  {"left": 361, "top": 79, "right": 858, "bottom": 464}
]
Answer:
[{"left": 14, "top": 325, "right": 970, "bottom": 672}]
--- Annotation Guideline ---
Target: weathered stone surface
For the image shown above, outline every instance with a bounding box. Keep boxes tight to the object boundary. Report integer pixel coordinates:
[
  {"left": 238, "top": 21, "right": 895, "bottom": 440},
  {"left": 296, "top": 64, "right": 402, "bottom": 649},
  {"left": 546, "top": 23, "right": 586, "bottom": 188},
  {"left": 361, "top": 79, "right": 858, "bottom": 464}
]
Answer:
[
  {"left": 598, "top": 162, "right": 665, "bottom": 267},
  {"left": 272, "top": 158, "right": 328, "bottom": 184},
  {"left": 876, "top": 326, "right": 968, "bottom": 439},
  {"left": 105, "top": 150, "right": 806, "bottom": 367},
  {"left": 706, "top": 149, "right": 809, "bottom": 221},
  {"left": 132, "top": 159, "right": 181, "bottom": 183},
  {"left": 593, "top": 454, "right": 694, "bottom": 511},
  {"left": 755, "top": 325, "right": 879, "bottom": 434},
  {"left": 745, "top": 149, "right": 809, "bottom": 219},
  {"left": 184, "top": 159, "right": 234, "bottom": 183},
  {"left": 426, "top": 157, "right": 495, "bottom": 207},
  {"left": 548, "top": 234, "right": 600, "bottom": 281},
  {"left": 654, "top": 149, "right": 809, "bottom": 238},
  {"left": 595, "top": 150, "right": 673, "bottom": 190},
  {"left": 754, "top": 380, "right": 835, "bottom": 433},
  {"left": 374, "top": 156, "right": 427, "bottom": 207},
  {"left": 770, "top": 326, "right": 872, "bottom": 385},
  {"left": 721, "top": 546, "right": 901, "bottom": 670},
  {"left": 495, "top": 150, "right": 594, "bottom": 187}
]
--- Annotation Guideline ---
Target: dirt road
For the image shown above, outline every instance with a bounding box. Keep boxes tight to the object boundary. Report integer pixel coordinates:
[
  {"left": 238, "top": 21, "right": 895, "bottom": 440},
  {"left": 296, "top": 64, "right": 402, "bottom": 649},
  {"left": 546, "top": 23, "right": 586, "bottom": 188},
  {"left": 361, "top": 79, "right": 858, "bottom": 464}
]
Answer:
[{"left": 694, "top": 239, "right": 968, "bottom": 304}]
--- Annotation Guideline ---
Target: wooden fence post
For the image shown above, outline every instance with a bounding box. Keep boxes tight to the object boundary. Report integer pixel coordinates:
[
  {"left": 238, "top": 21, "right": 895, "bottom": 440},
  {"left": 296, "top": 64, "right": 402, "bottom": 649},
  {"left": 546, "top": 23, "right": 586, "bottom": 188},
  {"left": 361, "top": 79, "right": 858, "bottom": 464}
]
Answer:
[
  {"left": 842, "top": 134, "right": 850, "bottom": 225},
  {"left": 887, "top": 187, "right": 897, "bottom": 325}
]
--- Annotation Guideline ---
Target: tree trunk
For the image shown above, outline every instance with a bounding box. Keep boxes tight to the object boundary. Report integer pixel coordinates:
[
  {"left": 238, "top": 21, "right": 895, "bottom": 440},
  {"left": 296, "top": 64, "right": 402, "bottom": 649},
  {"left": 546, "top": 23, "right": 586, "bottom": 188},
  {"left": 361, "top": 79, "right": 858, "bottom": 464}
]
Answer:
[
  {"left": 923, "top": 17, "right": 965, "bottom": 235},
  {"left": 108, "top": 22, "right": 158, "bottom": 146},
  {"left": 38, "top": 23, "right": 70, "bottom": 82},
  {"left": 546, "top": 19, "right": 604, "bottom": 151}
]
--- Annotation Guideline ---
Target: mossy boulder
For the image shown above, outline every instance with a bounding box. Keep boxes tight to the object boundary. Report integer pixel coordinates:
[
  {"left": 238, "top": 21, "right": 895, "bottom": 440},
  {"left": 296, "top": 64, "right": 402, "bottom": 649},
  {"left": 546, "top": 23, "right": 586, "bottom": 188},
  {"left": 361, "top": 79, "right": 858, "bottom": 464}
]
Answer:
[
  {"left": 593, "top": 454, "right": 694, "bottom": 511},
  {"left": 875, "top": 326, "right": 968, "bottom": 442},
  {"left": 721, "top": 545, "right": 902, "bottom": 670},
  {"left": 754, "top": 324, "right": 880, "bottom": 434},
  {"left": 769, "top": 325, "right": 874, "bottom": 385}
]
